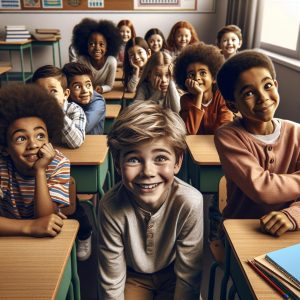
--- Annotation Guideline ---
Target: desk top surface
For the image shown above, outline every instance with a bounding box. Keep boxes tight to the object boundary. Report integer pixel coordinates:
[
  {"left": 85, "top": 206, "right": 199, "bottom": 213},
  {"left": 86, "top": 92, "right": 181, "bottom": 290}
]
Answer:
[
  {"left": 0, "top": 40, "right": 31, "bottom": 45},
  {"left": 0, "top": 65, "right": 12, "bottom": 74},
  {"left": 0, "top": 219, "right": 79, "bottom": 299},
  {"left": 106, "top": 104, "right": 122, "bottom": 118},
  {"left": 56, "top": 135, "right": 108, "bottom": 165},
  {"left": 223, "top": 219, "right": 300, "bottom": 300},
  {"left": 105, "top": 80, "right": 135, "bottom": 100},
  {"left": 115, "top": 67, "right": 123, "bottom": 80},
  {"left": 186, "top": 135, "right": 220, "bottom": 165}
]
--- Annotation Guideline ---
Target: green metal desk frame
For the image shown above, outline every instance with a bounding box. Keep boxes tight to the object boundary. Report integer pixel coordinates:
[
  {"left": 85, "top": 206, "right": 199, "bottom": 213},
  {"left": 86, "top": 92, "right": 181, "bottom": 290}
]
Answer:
[{"left": 0, "top": 42, "right": 33, "bottom": 83}]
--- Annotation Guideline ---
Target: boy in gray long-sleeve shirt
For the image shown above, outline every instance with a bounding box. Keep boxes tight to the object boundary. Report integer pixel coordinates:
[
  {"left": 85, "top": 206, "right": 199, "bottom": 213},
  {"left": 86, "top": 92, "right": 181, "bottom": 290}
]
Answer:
[{"left": 99, "top": 101, "right": 203, "bottom": 300}]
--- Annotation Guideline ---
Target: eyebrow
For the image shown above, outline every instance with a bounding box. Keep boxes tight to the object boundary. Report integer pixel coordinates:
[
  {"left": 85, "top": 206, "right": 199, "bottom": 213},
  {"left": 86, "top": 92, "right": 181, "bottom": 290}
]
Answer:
[
  {"left": 71, "top": 80, "right": 91, "bottom": 86},
  {"left": 123, "top": 148, "right": 172, "bottom": 157},
  {"left": 11, "top": 126, "right": 46, "bottom": 136},
  {"left": 238, "top": 76, "right": 273, "bottom": 94}
]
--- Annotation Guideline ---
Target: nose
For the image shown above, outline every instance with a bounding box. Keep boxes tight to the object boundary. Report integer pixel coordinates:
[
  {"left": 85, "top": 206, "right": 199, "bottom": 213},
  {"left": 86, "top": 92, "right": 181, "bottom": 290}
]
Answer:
[
  {"left": 141, "top": 161, "right": 155, "bottom": 177},
  {"left": 257, "top": 89, "right": 269, "bottom": 103},
  {"left": 27, "top": 137, "right": 38, "bottom": 149},
  {"left": 161, "top": 75, "right": 168, "bottom": 83}
]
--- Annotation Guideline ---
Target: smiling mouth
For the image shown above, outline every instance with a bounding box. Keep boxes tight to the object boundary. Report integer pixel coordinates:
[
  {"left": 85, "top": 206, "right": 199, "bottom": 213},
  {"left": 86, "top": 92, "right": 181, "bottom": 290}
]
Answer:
[
  {"left": 135, "top": 183, "right": 161, "bottom": 190},
  {"left": 25, "top": 154, "right": 38, "bottom": 162}
]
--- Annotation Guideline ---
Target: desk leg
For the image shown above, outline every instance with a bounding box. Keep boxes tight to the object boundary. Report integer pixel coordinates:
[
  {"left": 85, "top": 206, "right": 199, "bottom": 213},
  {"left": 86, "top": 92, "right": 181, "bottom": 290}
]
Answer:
[
  {"left": 67, "top": 281, "right": 74, "bottom": 300},
  {"left": 19, "top": 47, "right": 25, "bottom": 83},
  {"left": 58, "top": 40, "right": 62, "bottom": 67},
  {"left": 71, "top": 243, "right": 81, "bottom": 300},
  {"left": 29, "top": 44, "right": 33, "bottom": 75},
  {"left": 52, "top": 43, "right": 56, "bottom": 66}
]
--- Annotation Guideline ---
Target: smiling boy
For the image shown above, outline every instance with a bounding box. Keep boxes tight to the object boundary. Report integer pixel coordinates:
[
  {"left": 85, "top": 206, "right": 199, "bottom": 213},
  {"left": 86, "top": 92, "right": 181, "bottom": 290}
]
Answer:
[
  {"left": 99, "top": 101, "right": 203, "bottom": 300},
  {"left": 215, "top": 50, "right": 300, "bottom": 236},
  {"left": 0, "top": 84, "right": 69, "bottom": 237}
]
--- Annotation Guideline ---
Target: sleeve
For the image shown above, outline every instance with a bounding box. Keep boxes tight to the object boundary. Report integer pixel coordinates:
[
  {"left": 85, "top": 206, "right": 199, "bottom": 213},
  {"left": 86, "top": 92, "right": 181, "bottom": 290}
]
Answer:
[
  {"left": 134, "top": 83, "right": 148, "bottom": 100},
  {"left": 164, "top": 80, "right": 181, "bottom": 113},
  {"left": 85, "top": 92, "right": 106, "bottom": 134},
  {"left": 126, "top": 74, "right": 139, "bottom": 93},
  {"left": 214, "top": 128, "right": 300, "bottom": 205},
  {"left": 99, "top": 203, "right": 126, "bottom": 300},
  {"left": 62, "top": 104, "right": 86, "bottom": 148},
  {"left": 69, "top": 44, "right": 78, "bottom": 62},
  {"left": 47, "top": 153, "right": 70, "bottom": 207},
  {"left": 179, "top": 94, "right": 205, "bottom": 135},
  {"left": 101, "top": 57, "right": 117, "bottom": 93},
  {"left": 214, "top": 91, "right": 234, "bottom": 128},
  {"left": 174, "top": 195, "right": 203, "bottom": 300}
]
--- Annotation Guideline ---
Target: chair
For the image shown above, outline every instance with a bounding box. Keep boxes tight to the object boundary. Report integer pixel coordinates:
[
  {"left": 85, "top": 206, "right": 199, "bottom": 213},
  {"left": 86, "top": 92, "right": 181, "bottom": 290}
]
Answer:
[{"left": 207, "top": 176, "right": 236, "bottom": 300}]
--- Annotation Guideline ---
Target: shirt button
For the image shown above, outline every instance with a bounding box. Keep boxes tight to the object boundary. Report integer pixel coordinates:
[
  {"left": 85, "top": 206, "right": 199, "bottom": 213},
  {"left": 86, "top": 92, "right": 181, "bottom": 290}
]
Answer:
[
  {"left": 148, "top": 224, "right": 154, "bottom": 229},
  {"left": 268, "top": 146, "right": 273, "bottom": 151},
  {"left": 270, "top": 159, "right": 274, "bottom": 164}
]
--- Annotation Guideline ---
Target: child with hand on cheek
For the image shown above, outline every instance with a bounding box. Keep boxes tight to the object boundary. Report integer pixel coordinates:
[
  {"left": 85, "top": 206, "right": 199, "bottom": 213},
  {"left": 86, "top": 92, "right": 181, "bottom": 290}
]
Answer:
[{"left": 0, "top": 84, "right": 69, "bottom": 237}]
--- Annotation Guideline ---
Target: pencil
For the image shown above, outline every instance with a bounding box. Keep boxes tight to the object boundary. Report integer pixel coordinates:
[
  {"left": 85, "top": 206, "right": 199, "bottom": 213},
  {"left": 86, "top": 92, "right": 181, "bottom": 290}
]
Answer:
[{"left": 247, "top": 260, "right": 290, "bottom": 299}]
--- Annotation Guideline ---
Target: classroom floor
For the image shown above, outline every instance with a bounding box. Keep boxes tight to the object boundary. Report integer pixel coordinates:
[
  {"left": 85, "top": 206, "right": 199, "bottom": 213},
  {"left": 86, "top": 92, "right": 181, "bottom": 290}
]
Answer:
[{"left": 76, "top": 194, "right": 236, "bottom": 300}]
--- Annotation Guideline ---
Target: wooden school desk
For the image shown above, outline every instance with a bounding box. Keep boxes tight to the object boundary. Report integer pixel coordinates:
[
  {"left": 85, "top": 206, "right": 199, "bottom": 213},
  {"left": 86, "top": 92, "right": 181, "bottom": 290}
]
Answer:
[
  {"left": 0, "top": 65, "right": 12, "bottom": 86},
  {"left": 105, "top": 81, "right": 135, "bottom": 106},
  {"left": 223, "top": 219, "right": 300, "bottom": 300},
  {"left": 104, "top": 104, "right": 121, "bottom": 134},
  {"left": 56, "top": 135, "right": 110, "bottom": 198},
  {"left": 0, "top": 40, "right": 33, "bottom": 83},
  {"left": 115, "top": 67, "right": 123, "bottom": 81},
  {"left": 186, "top": 135, "right": 223, "bottom": 193},
  {"left": 0, "top": 220, "right": 80, "bottom": 300}
]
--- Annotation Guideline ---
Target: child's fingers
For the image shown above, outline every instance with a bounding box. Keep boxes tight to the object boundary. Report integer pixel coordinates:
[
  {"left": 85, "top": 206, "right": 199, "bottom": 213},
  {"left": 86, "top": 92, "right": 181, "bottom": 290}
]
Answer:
[
  {"left": 57, "top": 211, "right": 67, "bottom": 219},
  {"left": 274, "top": 224, "right": 290, "bottom": 236}
]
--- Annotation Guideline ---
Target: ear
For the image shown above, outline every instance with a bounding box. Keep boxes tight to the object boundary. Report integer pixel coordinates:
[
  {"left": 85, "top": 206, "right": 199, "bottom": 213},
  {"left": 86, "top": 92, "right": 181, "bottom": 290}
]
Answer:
[
  {"left": 64, "top": 88, "right": 70, "bottom": 100},
  {"left": 147, "top": 49, "right": 152, "bottom": 57},
  {"left": 174, "top": 154, "right": 183, "bottom": 175},
  {"left": 226, "top": 101, "right": 239, "bottom": 113},
  {"left": 238, "top": 39, "right": 242, "bottom": 49},
  {"left": 274, "top": 79, "right": 278, "bottom": 88}
]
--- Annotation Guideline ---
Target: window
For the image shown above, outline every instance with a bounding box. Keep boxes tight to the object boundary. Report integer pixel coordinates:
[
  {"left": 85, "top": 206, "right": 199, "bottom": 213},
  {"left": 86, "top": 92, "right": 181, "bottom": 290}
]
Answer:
[{"left": 258, "top": 0, "right": 300, "bottom": 59}]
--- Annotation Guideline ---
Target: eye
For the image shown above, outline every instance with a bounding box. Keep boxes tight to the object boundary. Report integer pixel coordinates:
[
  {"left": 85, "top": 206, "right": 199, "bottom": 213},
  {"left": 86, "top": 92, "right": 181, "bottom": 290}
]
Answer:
[
  {"left": 155, "top": 155, "right": 168, "bottom": 163},
  {"left": 187, "top": 73, "right": 195, "bottom": 79},
  {"left": 264, "top": 82, "right": 273, "bottom": 89},
  {"left": 16, "top": 135, "right": 26, "bottom": 142},
  {"left": 37, "top": 132, "right": 46, "bottom": 140},
  {"left": 74, "top": 84, "right": 81, "bottom": 90},
  {"left": 243, "top": 90, "right": 254, "bottom": 98},
  {"left": 88, "top": 42, "right": 96, "bottom": 47},
  {"left": 200, "top": 71, "right": 207, "bottom": 77},
  {"left": 126, "top": 157, "right": 140, "bottom": 164},
  {"left": 86, "top": 83, "right": 92, "bottom": 88}
]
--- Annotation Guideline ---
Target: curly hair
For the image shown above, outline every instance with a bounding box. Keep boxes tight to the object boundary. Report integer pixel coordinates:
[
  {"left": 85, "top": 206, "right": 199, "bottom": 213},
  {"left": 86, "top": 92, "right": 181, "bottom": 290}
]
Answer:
[
  {"left": 0, "top": 84, "right": 64, "bottom": 147},
  {"left": 144, "top": 28, "right": 168, "bottom": 52},
  {"left": 117, "top": 19, "right": 136, "bottom": 39},
  {"left": 122, "top": 37, "right": 151, "bottom": 89},
  {"left": 32, "top": 65, "right": 67, "bottom": 90},
  {"left": 167, "top": 21, "right": 200, "bottom": 52},
  {"left": 217, "top": 24, "right": 243, "bottom": 47},
  {"left": 72, "top": 18, "right": 122, "bottom": 58},
  {"left": 107, "top": 100, "right": 186, "bottom": 164},
  {"left": 62, "top": 62, "right": 93, "bottom": 87},
  {"left": 217, "top": 50, "right": 276, "bottom": 102},
  {"left": 174, "top": 43, "right": 224, "bottom": 91}
]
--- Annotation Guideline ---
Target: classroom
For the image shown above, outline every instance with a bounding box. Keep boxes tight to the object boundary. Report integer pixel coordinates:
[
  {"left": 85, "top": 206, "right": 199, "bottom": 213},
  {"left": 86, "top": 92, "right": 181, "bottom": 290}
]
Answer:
[{"left": 0, "top": 0, "right": 300, "bottom": 299}]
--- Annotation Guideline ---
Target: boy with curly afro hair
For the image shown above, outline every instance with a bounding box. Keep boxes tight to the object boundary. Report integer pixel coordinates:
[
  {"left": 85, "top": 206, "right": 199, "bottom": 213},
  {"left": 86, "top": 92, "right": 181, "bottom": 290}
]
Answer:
[
  {"left": 0, "top": 84, "right": 70, "bottom": 237},
  {"left": 71, "top": 18, "right": 122, "bottom": 93}
]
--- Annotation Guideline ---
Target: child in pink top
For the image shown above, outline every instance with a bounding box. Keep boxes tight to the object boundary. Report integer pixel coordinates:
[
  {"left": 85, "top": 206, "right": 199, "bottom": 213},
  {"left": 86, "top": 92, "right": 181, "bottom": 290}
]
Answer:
[{"left": 215, "top": 50, "right": 300, "bottom": 236}]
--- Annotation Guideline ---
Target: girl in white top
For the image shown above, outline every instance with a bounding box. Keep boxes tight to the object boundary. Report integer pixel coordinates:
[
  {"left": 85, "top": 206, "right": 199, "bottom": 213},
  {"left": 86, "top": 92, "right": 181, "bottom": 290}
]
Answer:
[
  {"left": 123, "top": 37, "right": 151, "bottom": 93},
  {"left": 135, "top": 51, "right": 181, "bottom": 113},
  {"left": 72, "top": 18, "right": 122, "bottom": 93}
]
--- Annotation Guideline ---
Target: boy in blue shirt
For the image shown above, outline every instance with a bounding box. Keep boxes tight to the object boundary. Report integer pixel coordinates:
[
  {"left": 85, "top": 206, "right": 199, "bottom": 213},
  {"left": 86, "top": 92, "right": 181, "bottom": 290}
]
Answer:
[{"left": 62, "top": 62, "right": 106, "bottom": 135}]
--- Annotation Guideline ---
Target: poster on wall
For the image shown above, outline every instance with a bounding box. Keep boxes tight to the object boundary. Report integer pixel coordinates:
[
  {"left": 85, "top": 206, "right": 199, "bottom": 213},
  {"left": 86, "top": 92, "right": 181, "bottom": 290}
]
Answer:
[
  {"left": 23, "top": 0, "right": 41, "bottom": 8},
  {"left": 42, "top": 0, "right": 62, "bottom": 8},
  {"left": 88, "top": 0, "right": 104, "bottom": 8},
  {"left": 0, "top": 0, "right": 21, "bottom": 9}
]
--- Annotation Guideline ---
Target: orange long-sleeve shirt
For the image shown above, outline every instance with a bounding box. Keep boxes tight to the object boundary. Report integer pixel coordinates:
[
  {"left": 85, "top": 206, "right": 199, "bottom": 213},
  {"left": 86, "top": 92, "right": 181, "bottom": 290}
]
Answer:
[{"left": 179, "top": 90, "right": 233, "bottom": 134}]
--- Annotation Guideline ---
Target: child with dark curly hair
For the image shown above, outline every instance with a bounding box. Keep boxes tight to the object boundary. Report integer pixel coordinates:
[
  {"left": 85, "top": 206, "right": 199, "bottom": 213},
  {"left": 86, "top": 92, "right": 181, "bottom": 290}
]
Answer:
[
  {"left": 123, "top": 37, "right": 151, "bottom": 93},
  {"left": 166, "top": 21, "right": 200, "bottom": 59},
  {"left": 174, "top": 43, "right": 233, "bottom": 135},
  {"left": 144, "top": 28, "right": 168, "bottom": 54},
  {"left": 71, "top": 18, "right": 122, "bottom": 94},
  {"left": 117, "top": 19, "right": 136, "bottom": 66},
  {"left": 0, "top": 84, "right": 69, "bottom": 237}
]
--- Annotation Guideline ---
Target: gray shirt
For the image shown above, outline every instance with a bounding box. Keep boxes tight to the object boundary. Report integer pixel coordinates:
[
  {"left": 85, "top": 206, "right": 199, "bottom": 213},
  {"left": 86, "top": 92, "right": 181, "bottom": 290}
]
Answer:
[{"left": 99, "top": 177, "right": 203, "bottom": 300}]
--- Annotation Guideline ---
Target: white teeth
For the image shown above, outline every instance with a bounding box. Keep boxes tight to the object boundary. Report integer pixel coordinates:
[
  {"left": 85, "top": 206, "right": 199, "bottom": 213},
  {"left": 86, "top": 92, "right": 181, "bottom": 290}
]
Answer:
[{"left": 138, "top": 183, "right": 159, "bottom": 189}]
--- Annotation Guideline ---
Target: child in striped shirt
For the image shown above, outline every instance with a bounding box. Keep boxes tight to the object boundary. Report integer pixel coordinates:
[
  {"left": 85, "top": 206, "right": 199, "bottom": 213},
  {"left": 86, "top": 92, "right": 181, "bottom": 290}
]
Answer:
[{"left": 0, "top": 84, "right": 69, "bottom": 237}]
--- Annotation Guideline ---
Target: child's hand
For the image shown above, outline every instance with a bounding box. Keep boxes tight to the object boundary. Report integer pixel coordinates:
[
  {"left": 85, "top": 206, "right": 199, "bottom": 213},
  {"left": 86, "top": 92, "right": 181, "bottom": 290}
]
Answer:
[
  {"left": 260, "top": 211, "right": 294, "bottom": 236},
  {"left": 185, "top": 78, "right": 203, "bottom": 95},
  {"left": 95, "top": 85, "right": 103, "bottom": 94},
  {"left": 33, "top": 143, "right": 55, "bottom": 172},
  {"left": 26, "top": 214, "right": 64, "bottom": 237},
  {"left": 130, "top": 57, "right": 140, "bottom": 73}
]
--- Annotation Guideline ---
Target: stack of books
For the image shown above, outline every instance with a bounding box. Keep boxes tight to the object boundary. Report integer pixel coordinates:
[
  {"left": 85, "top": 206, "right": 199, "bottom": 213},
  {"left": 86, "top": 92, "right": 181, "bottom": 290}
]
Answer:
[
  {"left": 249, "top": 243, "right": 300, "bottom": 299},
  {"left": 32, "top": 28, "right": 61, "bottom": 41},
  {"left": 5, "top": 25, "right": 31, "bottom": 42}
]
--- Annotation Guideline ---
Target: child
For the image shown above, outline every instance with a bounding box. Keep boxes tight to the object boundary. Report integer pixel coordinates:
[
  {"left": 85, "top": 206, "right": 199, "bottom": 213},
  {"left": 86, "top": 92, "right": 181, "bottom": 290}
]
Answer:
[
  {"left": 32, "top": 65, "right": 86, "bottom": 149},
  {"left": 174, "top": 43, "right": 233, "bottom": 134},
  {"left": 215, "top": 50, "right": 300, "bottom": 236},
  {"left": 144, "top": 28, "right": 168, "bottom": 54},
  {"left": 0, "top": 84, "right": 69, "bottom": 237},
  {"left": 217, "top": 24, "right": 243, "bottom": 60},
  {"left": 117, "top": 19, "right": 136, "bottom": 66},
  {"left": 166, "top": 21, "right": 200, "bottom": 59},
  {"left": 135, "top": 51, "right": 181, "bottom": 113},
  {"left": 123, "top": 37, "right": 151, "bottom": 93},
  {"left": 71, "top": 18, "right": 122, "bottom": 93},
  {"left": 99, "top": 101, "right": 203, "bottom": 300},
  {"left": 62, "top": 62, "right": 106, "bottom": 135}
]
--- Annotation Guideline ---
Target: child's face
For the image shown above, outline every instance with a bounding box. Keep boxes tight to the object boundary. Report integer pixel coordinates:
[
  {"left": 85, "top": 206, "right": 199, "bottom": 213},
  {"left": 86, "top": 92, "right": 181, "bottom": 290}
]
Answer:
[
  {"left": 36, "top": 77, "right": 69, "bottom": 108},
  {"left": 69, "top": 75, "right": 93, "bottom": 106},
  {"left": 6, "top": 117, "right": 49, "bottom": 176},
  {"left": 186, "top": 62, "right": 214, "bottom": 94},
  {"left": 149, "top": 65, "right": 170, "bottom": 94},
  {"left": 147, "top": 34, "right": 163, "bottom": 53},
  {"left": 88, "top": 33, "right": 107, "bottom": 61},
  {"left": 220, "top": 32, "right": 241, "bottom": 59},
  {"left": 175, "top": 27, "right": 192, "bottom": 50},
  {"left": 119, "top": 25, "right": 132, "bottom": 43},
  {"left": 118, "top": 138, "right": 182, "bottom": 212},
  {"left": 128, "top": 45, "right": 151, "bottom": 68},
  {"left": 233, "top": 67, "right": 279, "bottom": 134}
]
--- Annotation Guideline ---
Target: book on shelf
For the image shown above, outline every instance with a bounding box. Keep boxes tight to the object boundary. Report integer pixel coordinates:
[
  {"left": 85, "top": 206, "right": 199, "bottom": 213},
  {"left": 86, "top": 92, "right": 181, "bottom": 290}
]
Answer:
[
  {"left": 5, "top": 38, "right": 30, "bottom": 42},
  {"left": 6, "top": 30, "right": 30, "bottom": 35},
  {"left": 31, "top": 33, "right": 58, "bottom": 41},
  {"left": 36, "top": 28, "right": 60, "bottom": 34},
  {"left": 5, "top": 25, "right": 27, "bottom": 30},
  {"left": 6, "top": 34, "right": 31, "bottom": 39}
]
